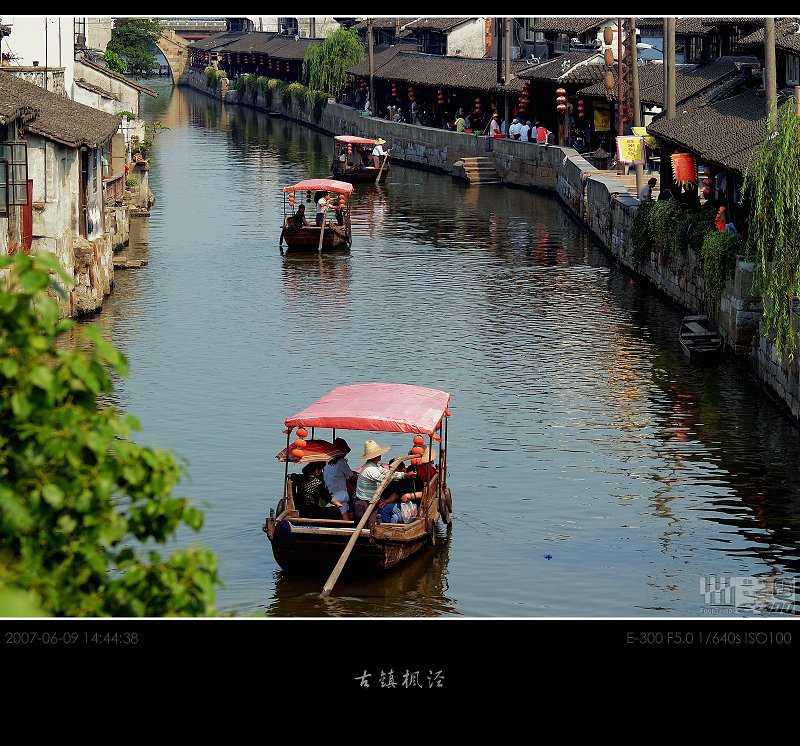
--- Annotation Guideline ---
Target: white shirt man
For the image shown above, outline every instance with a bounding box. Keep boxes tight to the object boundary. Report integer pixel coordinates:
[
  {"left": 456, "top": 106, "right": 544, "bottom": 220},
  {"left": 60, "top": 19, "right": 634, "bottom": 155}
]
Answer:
[{"left": 508, "top": 117, "right": 523, "bottom": 140}]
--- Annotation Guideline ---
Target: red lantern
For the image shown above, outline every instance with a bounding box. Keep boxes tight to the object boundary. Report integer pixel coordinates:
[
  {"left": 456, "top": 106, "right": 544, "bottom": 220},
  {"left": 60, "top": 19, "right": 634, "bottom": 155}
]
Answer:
[
  {"left": 339, "top": 195, "right": 345, "bottom": 207},
  {"left": 557, "top": 103, "right": 567, "bottom": 112},
  {"left": 296, "top": 426, "right": 308, "bottom": 439},
  {"left": 347, "top": 144, "right": 352, "bottom": 155},
  {"left": 577, "top": 99, "right": 584, "bottom": 106},
  {"left": 578, "top": 111, "right": 585, "bottom": 119},
  {"left": 556, "top": 95, "right": 567, "bottom": 104},
  {"left": 703, "top": 177, "right": 714, "bottom": 188},
  {"left": 413, "top": 435, "right": 425, "bottom": 445},
  {"left": 702, "top": 186, "right": 713, "bottom": 199},
  {"left": 411, "top": 457, "right": 421, "bottom": 466},
  {"left": 293, "top": 439, "right": 307, "bottom": 449},
  {"left": 288, "top": 194, "right": 295, "bottom": 207},
  {"left": 475, "top": 98, "right": 481, "bottom": 104},
  {"left": 556, "top": 87, "right": 566, "bottom": 97},
  {"left": 291, "top": 448, "right": 304, "bottom": 459},
  {"left": 411, "top": 446, "right": 424, "bottom": 455}
]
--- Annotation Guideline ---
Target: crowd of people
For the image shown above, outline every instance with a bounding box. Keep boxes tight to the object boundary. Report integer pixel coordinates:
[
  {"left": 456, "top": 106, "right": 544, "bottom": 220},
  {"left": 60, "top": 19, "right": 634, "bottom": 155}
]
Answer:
[{"left": 290, "top": 437, "right": 438, "bottom": 528}]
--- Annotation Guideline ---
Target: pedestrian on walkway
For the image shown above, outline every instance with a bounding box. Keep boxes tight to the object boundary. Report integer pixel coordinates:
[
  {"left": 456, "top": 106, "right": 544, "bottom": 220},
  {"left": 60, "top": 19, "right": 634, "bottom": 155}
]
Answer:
[{"left": 639, "top": 177, "right": 657, "bottom": 201}]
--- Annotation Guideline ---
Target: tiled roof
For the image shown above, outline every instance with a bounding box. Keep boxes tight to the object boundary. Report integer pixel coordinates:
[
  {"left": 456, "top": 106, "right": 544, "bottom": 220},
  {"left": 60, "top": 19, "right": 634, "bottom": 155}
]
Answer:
[
  {"left": 221, "top": 31, "right": 283, "bottom": 54},
  {"left": 0, "top": 71, "right": 120, "bottom": 147},
  {"left": 576, "top": 58, "right": 753, "bottom": 106},
  {"left": 347, "top": 43, "right": 417, "bottom": 76},
  {"left": 518, "top": 51, "right": 604, "bottom": 82},
  {"left": 74, "top": 78, "right": 120, "bottom": 100},
  {"left": 402, "top": 17, "right": 475, "bottom": 33},
  {"left": 739, "top": 17, "right": 800, "bottom": 53},
  {"left": 647, "top": 87, "right": 767, "bottom": 174},
  {"left": 529, "top": 17, "right": 610, "bottom": 35},
  {"left": 348, "top": 50, "right": 528, "bottom": 92},
  {"left": 78, "top": 56, "right": 158, "bottom": 97},
  {"left": 352, "top": 18, "right": 416, "bottom": 32},
  {"left": 187, "top": 31, "right": 244, "bottom": 52},
  {"left": 271, "top": 37, "right": 323, "bottom": 61}
]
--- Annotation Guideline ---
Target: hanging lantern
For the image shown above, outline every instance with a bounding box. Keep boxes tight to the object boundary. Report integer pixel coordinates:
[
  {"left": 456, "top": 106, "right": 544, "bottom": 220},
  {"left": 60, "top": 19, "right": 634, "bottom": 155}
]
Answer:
[
  {"left": 438, "top": 94, "right": 444, "bottom": 103},
  {"left": 411, "top": 445, "right": 425, "bottom": 455},
  {"left": 293, "top": 438, "right": 307, "bottom": 450},
  {"left": 578, "top": 111, "right": 585, "bottom": 119},
  {"left": 413, "top": 435, "right": 425, "bottom": 445},
  {"left": 557, "top": 103, "right": 567, "bottom": 113},
  {"left": 556, "top": 95, "right": 567, "bottom": 105},
  {"left": 347, "top": 144, "right": 352, "bottom": 155},
  {"left": 339, "top": 194, "right": 346, "bottom": 207},
  {"left": 475, "top": 98, "right": 481, "bottom": 104},
  {"left": 306, "top": 190, "right": 312, "bottom": 202},
  {"left": 702, "top": 187, "right": 714, "bottom": 199},
  {"left": 288, "top": 193, "right": 295, "bottom": 207},
  {"left": 296, "top": 427, "right": 308, "bottom": 439},
  {"left": 555, "top": 87, "right": 566, "bottom": 97},
  {"left": 604, "top": 70, "right": 615, "bottom": 92},
  {"left": 578, "top": 99, "right": 584, "bottom": 106},
  {"left": 604, "top": 27, "right": 614, "bottom": 45},
  {"left": 291, "top": 448, "right": 305, "bottom": 459},
  {"left": 604, "top": 48, "right": 615, "bottom": 66},
  {"left": 703, "top": 177, "right": 715, "bottom": 188}
]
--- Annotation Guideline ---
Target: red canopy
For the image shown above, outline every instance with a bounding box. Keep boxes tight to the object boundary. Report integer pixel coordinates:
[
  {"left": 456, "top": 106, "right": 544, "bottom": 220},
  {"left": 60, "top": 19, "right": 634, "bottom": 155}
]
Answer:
[
  {"left": 282, "top": 178, "right": 354, "bottom": 196},
  {"left": 284, "top": 383, "right": 451, "bottom": 435},
  {"left": 334, "top": 135, "right": 379, "bottom": 145}
]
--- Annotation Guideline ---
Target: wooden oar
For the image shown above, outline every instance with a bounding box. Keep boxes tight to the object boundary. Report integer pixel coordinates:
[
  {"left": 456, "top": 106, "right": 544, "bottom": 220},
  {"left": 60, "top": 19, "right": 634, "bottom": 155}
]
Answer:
[
  {"left": 319, "top": 454, "right": 412, "bottom": 599},
  {"left": 375, "top": 153, "right": 388, "bottom": 184}
]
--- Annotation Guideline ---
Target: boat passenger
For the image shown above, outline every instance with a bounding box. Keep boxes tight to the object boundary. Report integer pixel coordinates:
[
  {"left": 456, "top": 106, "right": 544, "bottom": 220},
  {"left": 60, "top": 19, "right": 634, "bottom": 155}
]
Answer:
[
  {"left": 297, "top": 461, "right": 343, "bottom": 520},
  {"left": 323, "top": 438, "right": 356, "bottom": 521},
  {"left": 314, "top": 191, "right": 328, "bottom": 227},
  {"left": 289, "top": 203, "right": 309, "bottom": 228},
  {"left": 353, "top": 439, "right": 406, "bottom": 528},
  {"left": 377, "top": 446, "right": 437, "bottom": 523}
]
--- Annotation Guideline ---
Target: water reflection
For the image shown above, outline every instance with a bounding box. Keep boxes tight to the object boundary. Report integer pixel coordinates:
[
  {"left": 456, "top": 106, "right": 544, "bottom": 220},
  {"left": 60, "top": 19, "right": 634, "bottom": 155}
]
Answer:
[{"left": 64, "top": 80, "right": 800, "bottom": 617}]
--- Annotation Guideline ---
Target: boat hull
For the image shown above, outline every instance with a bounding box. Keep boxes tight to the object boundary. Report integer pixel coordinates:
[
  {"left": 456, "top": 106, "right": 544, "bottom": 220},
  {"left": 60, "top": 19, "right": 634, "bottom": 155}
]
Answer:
[
  {"left": 331, "top": 164, "right": 389, "bottom": 183},
  {"left": 679, "top": 314, "right": 724, "bottom": 366},
  {"left": 281, "top": 224, "right": 351, "bottom": 252}
]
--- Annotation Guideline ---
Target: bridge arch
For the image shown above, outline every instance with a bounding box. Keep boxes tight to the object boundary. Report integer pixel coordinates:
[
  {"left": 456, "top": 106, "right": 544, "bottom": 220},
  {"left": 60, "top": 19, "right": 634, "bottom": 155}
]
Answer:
[{"left": 154, "top": 29, "right": 191, "bottom": 86}]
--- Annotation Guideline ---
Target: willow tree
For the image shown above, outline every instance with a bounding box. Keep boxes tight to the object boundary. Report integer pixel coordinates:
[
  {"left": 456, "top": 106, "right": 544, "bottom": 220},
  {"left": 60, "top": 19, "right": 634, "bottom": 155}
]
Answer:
[
  {"left": 742, "top": 97, "right": 800, "bottom": 359},
  {"left": 303, "top": 28, "right": 364, "bottom": 97}
]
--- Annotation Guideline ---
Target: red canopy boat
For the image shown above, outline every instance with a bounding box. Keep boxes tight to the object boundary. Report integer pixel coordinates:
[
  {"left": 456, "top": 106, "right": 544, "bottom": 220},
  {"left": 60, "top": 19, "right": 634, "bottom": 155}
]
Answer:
[
  {"left": 330, "top": 135, "right": 390, "bottom": 183},
  {"left": 279, "top": 178, "right": 353, "bottom": 253},
  {"left": 263, "top": 383, "right": 453, "bottom": 583}
]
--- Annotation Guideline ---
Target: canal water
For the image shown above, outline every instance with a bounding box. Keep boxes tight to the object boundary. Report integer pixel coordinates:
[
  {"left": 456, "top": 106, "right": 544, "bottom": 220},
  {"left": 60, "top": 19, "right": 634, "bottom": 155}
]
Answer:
[{"left": 90, "top": 80, "right": 799, "bottom": 618}]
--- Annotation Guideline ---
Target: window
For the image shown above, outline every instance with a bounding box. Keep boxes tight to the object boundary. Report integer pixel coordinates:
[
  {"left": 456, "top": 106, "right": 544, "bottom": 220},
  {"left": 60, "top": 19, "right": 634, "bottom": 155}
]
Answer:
[
  {"left": 0, "top": 141, "right": 29, "bottom": 206},
  {"left": 788, "top": 53, "right": 800, "bottom": 86},
  {"left": 0, "top": 161, "right": 7, "bottom": 216}
]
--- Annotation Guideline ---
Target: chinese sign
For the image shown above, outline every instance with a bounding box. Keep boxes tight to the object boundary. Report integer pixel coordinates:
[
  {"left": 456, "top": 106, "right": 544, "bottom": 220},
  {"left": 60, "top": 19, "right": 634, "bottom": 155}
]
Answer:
[
  {"left": 615, "top": 135, "right": 646, "bottom": 165},
  {"left": 594, "top": 107, "right": 611, "bottom": 132},
  {"left": 355, "top": 669, "right": 445, "bottom": 688}
]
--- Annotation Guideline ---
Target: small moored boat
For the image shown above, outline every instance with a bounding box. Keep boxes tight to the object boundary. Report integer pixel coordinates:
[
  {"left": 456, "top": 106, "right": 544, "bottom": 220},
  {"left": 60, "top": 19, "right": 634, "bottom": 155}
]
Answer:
[
  {"left": 679, "top": 314, "right": 724, "bottom": 365},
  {"left": 279, "top": 178, "right": 353, "bottom": 252},
  {"left": 331, "top": 135, "right": 390, "bottom": 183},
  {"left": 262, "top": 383, "right": 453, "bottom": 596}
]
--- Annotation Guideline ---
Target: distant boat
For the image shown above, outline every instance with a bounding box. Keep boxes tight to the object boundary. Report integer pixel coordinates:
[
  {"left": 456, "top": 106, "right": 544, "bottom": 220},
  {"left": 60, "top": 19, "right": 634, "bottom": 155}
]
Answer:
[
  {"left": 279, "top": 178, "right": 353, "bottom": 253},
  {"left": 331, "top": 135, "right": 390, "bottom": 183},
  {"left": 679, "top": 315, "right": 724, "bottom": 365}
]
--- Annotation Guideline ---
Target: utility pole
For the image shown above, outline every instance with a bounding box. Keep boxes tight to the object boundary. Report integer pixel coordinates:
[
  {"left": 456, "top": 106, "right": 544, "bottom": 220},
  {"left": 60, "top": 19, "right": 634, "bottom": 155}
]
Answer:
[
  {"left": 764, "top": 17, "right": 778, "bottom": 127},
  {"left": 665, "top": 17, "right": 676, "bottom": 119},
  {"left": 617, "top": 18, "right": 624, "bottom": 172},
  {"left": 631, "top": 17, "right": 643, "bottom": 196},
  {"left": 505, "top": 18, "right": 512, "bottom": 132},
  {"left": 368, "top": 18, "right": 375, "bottom": 113}
]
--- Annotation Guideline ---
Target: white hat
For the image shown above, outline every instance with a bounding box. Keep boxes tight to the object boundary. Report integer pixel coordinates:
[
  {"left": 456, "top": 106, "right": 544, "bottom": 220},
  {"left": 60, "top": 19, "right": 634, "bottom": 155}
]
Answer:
[{"left": 359, "top": 439, "right": 391, "bottom": 461}]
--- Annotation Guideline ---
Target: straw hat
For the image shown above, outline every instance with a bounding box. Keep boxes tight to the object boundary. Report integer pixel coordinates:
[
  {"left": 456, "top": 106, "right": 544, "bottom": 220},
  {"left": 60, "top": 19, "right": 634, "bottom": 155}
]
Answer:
[
  {"left": 375, "top": 138, "right": 386, "bottom": 145},
  {"left": 360, "top": 439, "right": 390, "bottom": 461},
  {"left": 418, "top": 445, "right": 437, "bottom": 464}
]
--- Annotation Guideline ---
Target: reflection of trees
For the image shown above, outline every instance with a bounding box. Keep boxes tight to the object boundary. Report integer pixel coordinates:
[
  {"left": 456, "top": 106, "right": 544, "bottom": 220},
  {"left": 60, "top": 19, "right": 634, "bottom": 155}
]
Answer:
[{"left": 604, "top": 266, "right": 800, "bottom": 580}]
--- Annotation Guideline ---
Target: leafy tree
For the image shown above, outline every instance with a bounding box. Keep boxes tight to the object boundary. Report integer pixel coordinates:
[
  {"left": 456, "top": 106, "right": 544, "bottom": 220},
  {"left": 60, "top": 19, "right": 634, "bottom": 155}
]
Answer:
[
  {"left": 103, "top": 49, "right": 127, "bottom": 75},
  {"left": 0, "top": 252, "right": 219, "bottom": 616},
  {"left": 303, "top": 28, "right": 364, "bottom": 97},
  {"left": 106, "top": 18, "right": 163, "bottom": 79},
  {"left": 742, "top": 97, "right": 800, "bottom": 359}
]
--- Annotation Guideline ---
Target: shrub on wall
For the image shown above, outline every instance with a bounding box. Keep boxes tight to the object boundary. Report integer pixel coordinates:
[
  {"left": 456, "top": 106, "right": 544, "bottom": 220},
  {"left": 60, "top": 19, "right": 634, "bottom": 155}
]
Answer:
[
  {"left": 700, "top": 230, "right": 742, "bottom": 302},
  {"left": 279, "top": 81, "right": 291, "bottom": 109},
  {"left": 649, "top": 199, "right": 682, "bottom": 256},
  {"left": 235, "top": 73, "right": 252, "bottom": 98},
  {"left": 204, "top": 66, "right": 222, "bottom": 90},
  {"left": 631, "top": 199, "right": 655, "bottom": 266},
  {"left": 288, "top": 83, "right": 307, "bottom": 111},
  {"left": 257, "top": 76, "right": 271, "bottom": 106},
  {"left": 245, "top": 74, "right": 259, "bottom": 102},
  {"left": 310, "top": 90, "right": 328, "bottom": 123}
]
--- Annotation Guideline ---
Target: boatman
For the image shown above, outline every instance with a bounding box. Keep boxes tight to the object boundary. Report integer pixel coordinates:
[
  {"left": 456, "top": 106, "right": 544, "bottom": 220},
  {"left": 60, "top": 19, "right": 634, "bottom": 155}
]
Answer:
[
  {"left": 314, "top": 191, "right": 328, "bottom": 227},
  {"left": 371, "top": 138, "right": 391, "bottom": 169}
]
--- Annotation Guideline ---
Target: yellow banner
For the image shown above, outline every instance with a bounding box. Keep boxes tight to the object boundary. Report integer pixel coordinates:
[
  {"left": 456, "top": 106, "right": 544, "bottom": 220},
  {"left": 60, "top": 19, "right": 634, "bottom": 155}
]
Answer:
[
  {"left": 616, "top": 136, "right": 646, "bottom": 164},
  {"left": 594, "top": 108, "right": 610, "bottom": 132}
]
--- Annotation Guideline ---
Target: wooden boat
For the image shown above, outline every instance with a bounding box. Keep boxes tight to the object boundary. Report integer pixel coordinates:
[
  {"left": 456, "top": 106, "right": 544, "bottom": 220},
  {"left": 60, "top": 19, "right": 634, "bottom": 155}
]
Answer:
[
  {"left": 280, "top": 178, "right": 353, "bottom": 252},
  {"left": 330, "top": 135, "right": 390, "bottom": 183},
  {"left": 262, "top": 383, "right": 453, "bottom": 586},
  {"left": 679, "top": 314, "right": 724, "bottom": 365}
]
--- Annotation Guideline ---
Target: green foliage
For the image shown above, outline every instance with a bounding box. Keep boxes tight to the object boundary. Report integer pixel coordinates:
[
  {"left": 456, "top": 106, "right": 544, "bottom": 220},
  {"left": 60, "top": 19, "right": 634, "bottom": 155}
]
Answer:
[
  {"left": 205, "top": 66, "right": 222, "bottom": 89},
  {"left": 279, "top": 80, "right": 291, "bottom": 109},
  {"left": 742, "top": 96, "right": 800, "bottom": 359},
  {"left": 0, "top": 252, "right": 219, "bottom": 616},
  {"left": 303, "top": 28, "right": 364, "bottom": 96},
  {"left": 631, "top": 199, "right": 655, "bottom": 266},
  {"left": 245, "top": 74, "right": 259, "bottom": 102},
  {"left": 257, "top": 76, "right": 272, "bottom": 106},
  {"left": 235, "top": 74, "right": 251, "bottom": 98},
  {"left": 117, "top": 110, "right": 136, "bottom": 121},
  {"left": 104, "top": 49, "right": 127, "bottom": 75},
  {"left": 649, "top": 199, "right": 682, "bottom": 255},
  {"left": 288, "top": 83, "right": 307, "bottom": 111},
  {"left": 687, "top": 203, "right": 717, "bottom": 256},
  {"left": 310, "top": 90, "right": 328, "bottom": 123},
  {"left": 700, "top": 230, "right": 742, "bottom": 302},
  {"left": 126, "top": 177, "right": 138, "bottom": 189},
  {"left": 106, "top": 18, "right": 162, "bottom": 79}
]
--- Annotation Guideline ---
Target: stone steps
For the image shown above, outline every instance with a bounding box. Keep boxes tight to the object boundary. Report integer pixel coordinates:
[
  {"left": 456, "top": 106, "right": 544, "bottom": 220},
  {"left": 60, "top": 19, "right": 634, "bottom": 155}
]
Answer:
[{"left": 456, "top": 156, "right": 500, "bottom": 185}]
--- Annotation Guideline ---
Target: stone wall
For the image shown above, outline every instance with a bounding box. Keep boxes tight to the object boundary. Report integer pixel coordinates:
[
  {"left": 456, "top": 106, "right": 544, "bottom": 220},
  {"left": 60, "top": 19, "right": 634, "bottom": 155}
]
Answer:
[{"left": 185, "top": 72, "right": 800, "bottom": 424}]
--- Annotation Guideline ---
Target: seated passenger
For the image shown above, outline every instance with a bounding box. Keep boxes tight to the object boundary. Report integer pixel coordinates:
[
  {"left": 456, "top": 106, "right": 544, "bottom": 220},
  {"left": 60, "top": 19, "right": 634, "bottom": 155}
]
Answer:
[
  {"left": 296, "top": 461, "right": 343, "bottom": 520},
  {"left": 353, "top": 439, "right": 406, "bottom": 528},
  {"left": 288, "top": 203, "right": 309, "bottom": 228},
  {"left": 323, "top": 438, "right": 356, "bottom": 521},
  {"left": 377, "top": 446, "right": 437, "bottom": 523}
]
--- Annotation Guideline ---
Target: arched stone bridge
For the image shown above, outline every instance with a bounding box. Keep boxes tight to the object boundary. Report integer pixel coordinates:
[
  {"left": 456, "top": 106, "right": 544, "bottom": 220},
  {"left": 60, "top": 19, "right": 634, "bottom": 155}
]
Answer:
[{"left": 154, "top": 29, "right": 191, "bottom": 85}]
